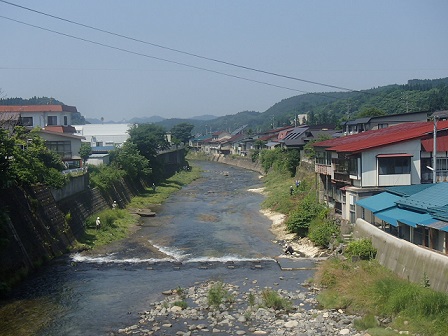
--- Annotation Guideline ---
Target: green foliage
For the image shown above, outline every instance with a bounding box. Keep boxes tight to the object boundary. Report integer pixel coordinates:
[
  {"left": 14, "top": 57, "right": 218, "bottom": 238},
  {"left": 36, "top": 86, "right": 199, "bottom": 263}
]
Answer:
[
  {"left": 172, "top": 300, "right": 188, "bottom": 309},
  {"left": 207, "top": 281, "right": 234, "bottom": 310},
  {"left": 285, "top": 193, "right": 327, "bottom": 236},
  {"left": 259, "top": 148, "right": 300, "bottom": 176},
  {"left": 261, "top": 289, "right": 292, "bottom": 311},
  {"left": 2, "top": 127, "right": 67, "bottom": 189},
  {"left": 308, "top": 217, "right": 339, "bottom": 247},
  {"left": 110, "top": 140, "right": 151, "bottom": 178},
  {"left": 79, "top": 143, "right": 92, "bottom": 164},
  {"left": 353, "top": 314, "right": 379, "bottom": 331},
  {"left": 89, "top": 164, "right": 125, "bottom": 191},
  {"left": 207, "top": 281, "right": 226, "bottom": 309},
  {"left": 170, "top": 122, "right": 194, "bottom": 144},
  {"left": 128, "top": 123, "right": 169, "bottom": 161},
  {"left": 344, "top": 238, "right": 377, "bottom": 260}
]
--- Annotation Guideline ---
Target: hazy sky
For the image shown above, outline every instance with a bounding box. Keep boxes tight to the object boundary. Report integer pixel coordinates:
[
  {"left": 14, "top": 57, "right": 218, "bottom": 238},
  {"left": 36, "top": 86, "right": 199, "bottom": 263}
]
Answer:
[{"left": 1, "top": 1, "right": 447, "bottom": 121}]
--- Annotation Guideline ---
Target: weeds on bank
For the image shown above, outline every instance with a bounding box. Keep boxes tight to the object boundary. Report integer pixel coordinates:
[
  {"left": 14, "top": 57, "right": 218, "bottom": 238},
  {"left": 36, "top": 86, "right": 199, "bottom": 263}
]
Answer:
[
  {"left": 75, "top": 208, "right": 135, "bottom": 249},
  {"left": 128, "top": 166, "right": 201, "bottom": 209},
  {"left": 315, "top": 258, "right": 448, "bottom": 336},
  {"left": 207, "top": 281, "right": 234, "bottom": 310},
  {"left": 261, "top": 289, "right": 292, "bottom": 311}
]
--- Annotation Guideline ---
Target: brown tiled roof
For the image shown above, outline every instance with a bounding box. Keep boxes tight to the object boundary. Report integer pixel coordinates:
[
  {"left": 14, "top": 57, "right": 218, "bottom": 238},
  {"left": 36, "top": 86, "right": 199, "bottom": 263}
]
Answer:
[{"left": 0, "top": 105, "right": 78, "bottom": 113}]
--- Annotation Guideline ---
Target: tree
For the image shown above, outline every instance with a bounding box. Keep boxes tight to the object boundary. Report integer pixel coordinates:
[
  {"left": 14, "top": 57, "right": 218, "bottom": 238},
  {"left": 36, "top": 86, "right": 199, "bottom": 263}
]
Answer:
[
  {"left": 128, "top": 124, "right": 169, "bottom": 161},
  {"left": 110, "top": 140, "right": 151, "bottom": 178},
  {"left": 5, "top": 127, "right": 67, "bottom": 188},
  {"left": 79, "top": 142, "right": 92, "bottom": 166},
  {"left": 355, "top": 107, "right": 386, "bottom": 118},
  {"left": 170, "top": 122, "right": 194, "bottom": 145}
]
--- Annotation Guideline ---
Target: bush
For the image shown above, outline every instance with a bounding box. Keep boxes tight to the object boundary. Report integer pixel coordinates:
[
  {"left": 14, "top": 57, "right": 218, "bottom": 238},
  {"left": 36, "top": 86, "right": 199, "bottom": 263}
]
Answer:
[
  {"left": 261, "top": 289, "right": 292, "bottom": 311},
  {"left": 345, "top": 238, "right": 377, "bottom": 260},
  {"left": 207, "top": 281, "right": 229, "bottom": 309},
  {"left": 308, "top": 218, "right": 340, "bottom": 247},
  {"left": 285, "top": 194, "right": 327, "bottom": 236}
]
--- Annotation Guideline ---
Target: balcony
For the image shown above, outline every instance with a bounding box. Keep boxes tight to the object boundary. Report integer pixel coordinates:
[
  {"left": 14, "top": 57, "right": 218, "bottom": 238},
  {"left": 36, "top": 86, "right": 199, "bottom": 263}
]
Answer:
[{"left": 333, "top": 171, "right": 351, "bottom": 183}]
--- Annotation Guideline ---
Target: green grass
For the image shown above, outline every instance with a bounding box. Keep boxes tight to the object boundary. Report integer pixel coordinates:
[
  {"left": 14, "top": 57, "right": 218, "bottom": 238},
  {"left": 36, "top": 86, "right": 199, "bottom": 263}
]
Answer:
[
  {"left": 315, "top": 258, "right": 448, "bottom": 336},
  {"left": 128, "top": 166, "right": 201, "bottom": 209},
  {"left": 261, "top": 289, "right": 292, "bottom": 311},
  {"left": 76, "top": 166, "right": 202, "bottom": 250}
]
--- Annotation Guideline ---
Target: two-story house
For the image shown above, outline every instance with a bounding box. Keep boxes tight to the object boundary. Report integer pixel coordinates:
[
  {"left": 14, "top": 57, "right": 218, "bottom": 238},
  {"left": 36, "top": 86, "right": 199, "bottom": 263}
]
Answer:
[
  {"left": 0, "top": 105, "right": 84, "bottom": 168},
  {"left": 313, "top": 120, "right": 448, "bottom": 223},
  {"left": 0, "top": 104, "right": 80, "bottom": 128}
]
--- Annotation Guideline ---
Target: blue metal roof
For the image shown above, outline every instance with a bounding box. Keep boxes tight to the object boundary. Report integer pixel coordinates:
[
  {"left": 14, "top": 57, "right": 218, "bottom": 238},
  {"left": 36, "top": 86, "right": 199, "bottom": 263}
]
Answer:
[
  {"left": 386, "top": 184, "right": 433, "bottom": 197},
  {"left": 396, "top": 182, "right": 448, "bottom": 211},
  {"left": 356, "top": 192, "right": 400, "bottom": 213},
  {"left": 374, "top": 207, "right": 434, "bottom": 228}
]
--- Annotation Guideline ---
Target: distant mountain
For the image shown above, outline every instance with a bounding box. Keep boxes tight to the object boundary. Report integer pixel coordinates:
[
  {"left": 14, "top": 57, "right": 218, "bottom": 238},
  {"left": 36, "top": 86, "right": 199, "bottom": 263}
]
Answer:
[
  {"left": 190, "top": 115, "right": 218, "bottom": 121},
  {"left": 128, "top": 115, "right": 166, "bottom": 124}
]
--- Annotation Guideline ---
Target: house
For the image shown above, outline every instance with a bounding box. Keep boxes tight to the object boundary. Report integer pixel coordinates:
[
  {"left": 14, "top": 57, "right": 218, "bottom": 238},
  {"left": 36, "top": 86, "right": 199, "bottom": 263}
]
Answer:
[
  {"left": 189, "top": 134, "right": 213, "bottom": 151},
  {"left": 280, "top": 124, "right": 336, "bottom": 153},
  {"left": 356, "top": 183, "right": 448, "bottom": 254},
  {"left": 0, "top": 105, "right": 84, "bottom": 168},
  {"left": 37, "top": 129, "right": 85, "bottom": 169},
  {"left": 200, "top": 131, "right": 231, "bottom": 154},
  {"left": 74, "top": 124, "right": 132, "bottom": 148},
  {"left": 341, "top": 110, "right": 428, "bottom": 135},
  {"left": 313, "top": 120, "right": 448, "bottom": 222},
  {"left": 0, "top": 104, "right": 80, "bottom": 128}
]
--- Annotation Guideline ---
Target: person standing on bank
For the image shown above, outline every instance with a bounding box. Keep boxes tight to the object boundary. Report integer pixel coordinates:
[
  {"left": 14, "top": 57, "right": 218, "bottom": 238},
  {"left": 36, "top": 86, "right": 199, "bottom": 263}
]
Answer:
[{"left": 96, "top": 217, "right": 101, "bottom": 230}]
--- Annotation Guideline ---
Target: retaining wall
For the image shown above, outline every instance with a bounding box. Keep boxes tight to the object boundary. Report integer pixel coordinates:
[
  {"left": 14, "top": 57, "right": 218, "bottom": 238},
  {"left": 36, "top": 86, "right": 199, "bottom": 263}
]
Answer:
[
  {"left": 209, "top": 154, "right": 265, "bottom": 174},
  {"left": 354, "top": 218, "right": 448, "bottom": 292}
]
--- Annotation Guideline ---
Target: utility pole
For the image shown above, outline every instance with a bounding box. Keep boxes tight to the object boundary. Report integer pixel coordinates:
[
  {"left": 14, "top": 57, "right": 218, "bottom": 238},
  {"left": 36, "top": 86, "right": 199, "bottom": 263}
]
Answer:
[{"left": 433, "top": 116, "right": 438, "bottom": 183}]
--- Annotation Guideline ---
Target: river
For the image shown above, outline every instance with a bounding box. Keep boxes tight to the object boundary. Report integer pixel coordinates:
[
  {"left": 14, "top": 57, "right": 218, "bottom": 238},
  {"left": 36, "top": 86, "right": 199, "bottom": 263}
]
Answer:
[{"left": 0, "top": 161, "right": 316, "bottom": 335}]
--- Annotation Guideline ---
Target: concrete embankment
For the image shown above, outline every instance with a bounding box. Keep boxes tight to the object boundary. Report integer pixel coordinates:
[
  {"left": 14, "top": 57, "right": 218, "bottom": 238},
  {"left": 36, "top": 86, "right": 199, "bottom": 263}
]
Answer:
[
  {"left": 0, "top": 176, "right": 146, "bottom": 289},
  {"left": 355, "top": 219, "right": 448, "bottom": 292},
  {"left": 207, "top": 154, "right": 265, "bottom": 175}
]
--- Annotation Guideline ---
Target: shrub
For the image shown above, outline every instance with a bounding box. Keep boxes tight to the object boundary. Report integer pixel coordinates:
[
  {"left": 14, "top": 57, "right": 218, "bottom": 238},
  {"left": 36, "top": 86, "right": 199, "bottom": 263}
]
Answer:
[
  {"left": 345, "top": 238, "right": 377, "bottom": 260},
  {"left": 261, "top": 289, "right": 292, "bottom": 311},
  {"left": 173, "top": 300, "right": 188, "bottom": 309},
  {"left": 207, "top": 281, "right": 228, "bottom": 309},
  {"left": 308, "top": 218, "right": 340, "bottom": 247},
  {"left": 285, "top": 194, "right": 327, "bottom": 236}
]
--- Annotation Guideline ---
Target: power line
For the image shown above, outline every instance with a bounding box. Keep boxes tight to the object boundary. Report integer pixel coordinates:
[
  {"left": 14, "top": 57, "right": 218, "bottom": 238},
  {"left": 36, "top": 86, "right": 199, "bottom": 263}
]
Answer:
[
  {"left": 0, "top": 14, "right": 343, "bottom": 101},
  {"left": 0, "top": 0, "right": 369, "bottom": 95}
]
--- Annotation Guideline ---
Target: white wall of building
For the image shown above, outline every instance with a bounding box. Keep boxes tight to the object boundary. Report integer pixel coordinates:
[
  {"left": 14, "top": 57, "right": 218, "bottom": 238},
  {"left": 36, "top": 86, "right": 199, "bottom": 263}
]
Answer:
[{"left": 361, "top": 139, "right": 421, "bottom": 187}]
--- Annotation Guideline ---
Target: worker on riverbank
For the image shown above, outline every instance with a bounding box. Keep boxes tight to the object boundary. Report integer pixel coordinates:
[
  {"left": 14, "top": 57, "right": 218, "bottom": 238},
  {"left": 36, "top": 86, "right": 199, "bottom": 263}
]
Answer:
[{"left": 96, "top": 217, "right": 101, "bottom": 230}]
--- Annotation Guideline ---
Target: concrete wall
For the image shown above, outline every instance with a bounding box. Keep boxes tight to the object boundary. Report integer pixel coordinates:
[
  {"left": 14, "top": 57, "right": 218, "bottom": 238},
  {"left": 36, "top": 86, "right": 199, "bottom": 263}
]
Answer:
[
  {"left": 354, "top": 218, "right": 448, "bottom": 292},
  {"left": 210, "top": 154, "right": 264, "bottom": 174},
  {"left": 51, "top": 174, "right": 89, "bottom": 201}
]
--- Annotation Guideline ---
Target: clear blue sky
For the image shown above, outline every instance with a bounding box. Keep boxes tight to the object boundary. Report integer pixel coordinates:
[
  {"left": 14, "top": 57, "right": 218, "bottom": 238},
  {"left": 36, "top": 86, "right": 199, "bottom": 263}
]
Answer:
[{"left": 1, "top": 0, "right": 447, "bottom": 121}]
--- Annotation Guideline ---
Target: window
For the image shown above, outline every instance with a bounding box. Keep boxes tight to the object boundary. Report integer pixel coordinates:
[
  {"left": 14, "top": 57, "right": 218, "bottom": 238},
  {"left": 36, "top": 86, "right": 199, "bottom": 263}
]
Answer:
[
  {"left": 45, "top": 141, "right": 71, "bottom": 158},
  {"left": 20, "top": 117, "right": 33, "bottom": 126},
  {"left": 378, "top": 123, "right": 388, "bottom": 129},
  {"left": 64, "top": 116, "right": 68, "bottom": 125},
  {"left": 378, "top": 157, "right": 411, "bottom": 175},
  {"left": 316, "top": 150, "right": 332, "bottom": 165},
  {"left": 47, "top": 116, "right": 57, "bottom": 126},
  {"left": 348, "top": 157, "right": 359, "bottom": 176}
]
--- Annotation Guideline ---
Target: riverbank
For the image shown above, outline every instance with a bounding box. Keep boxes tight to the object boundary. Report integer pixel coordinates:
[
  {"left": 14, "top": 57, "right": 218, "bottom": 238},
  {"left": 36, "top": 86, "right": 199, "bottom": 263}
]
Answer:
[
  {"left": 116, "top": 279, "right": 362, "bottom": 336},
  {"left": 248, "top": 187, "right": 326, "bottom": 258}
]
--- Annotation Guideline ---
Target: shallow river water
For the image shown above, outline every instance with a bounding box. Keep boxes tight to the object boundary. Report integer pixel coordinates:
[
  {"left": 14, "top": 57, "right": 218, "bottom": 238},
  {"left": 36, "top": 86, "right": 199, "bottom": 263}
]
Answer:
[{"left": 0, "top": 161, "right": 316, "bottom": 335}]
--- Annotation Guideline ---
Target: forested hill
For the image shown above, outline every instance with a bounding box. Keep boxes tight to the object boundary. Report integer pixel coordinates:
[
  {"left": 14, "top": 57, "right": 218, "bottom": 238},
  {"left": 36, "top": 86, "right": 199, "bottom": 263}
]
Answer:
[
  {"left": 169, "top": 77, "right": 448, "bottom": 133},
  {"left": 2, "top": 77, "right": 448, "bottom": 133}
]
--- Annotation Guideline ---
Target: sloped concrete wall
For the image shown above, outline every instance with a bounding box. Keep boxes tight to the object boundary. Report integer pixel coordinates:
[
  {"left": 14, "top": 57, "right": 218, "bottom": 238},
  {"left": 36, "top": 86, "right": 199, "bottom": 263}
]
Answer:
[
  {"left": 210, "top": 154, "right": 264, "bottom": 174},
  {"left": 354, "top": 219, "right": 448, "bottom": 292}
]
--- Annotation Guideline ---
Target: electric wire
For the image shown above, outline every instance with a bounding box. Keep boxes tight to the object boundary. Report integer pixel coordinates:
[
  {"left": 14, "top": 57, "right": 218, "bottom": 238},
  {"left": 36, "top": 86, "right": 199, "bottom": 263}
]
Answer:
[
  {"left": 0, "top": 14, "right": 343, "bottom": 100},
  {"left": 0, "top": 0, "right": 369, "bottom": 95}
]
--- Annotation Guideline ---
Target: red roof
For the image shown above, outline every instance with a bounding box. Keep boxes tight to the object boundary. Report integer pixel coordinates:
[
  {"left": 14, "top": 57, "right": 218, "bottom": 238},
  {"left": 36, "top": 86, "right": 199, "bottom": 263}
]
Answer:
[
  {"left": 313, "top": 120, "right": 448, "bottom": 153},
  {"left": 0, "top": 105, "right": 78, "bottom": 113},
  {"left": 421, "top": 131, "right": 448, "bottom": 152}
]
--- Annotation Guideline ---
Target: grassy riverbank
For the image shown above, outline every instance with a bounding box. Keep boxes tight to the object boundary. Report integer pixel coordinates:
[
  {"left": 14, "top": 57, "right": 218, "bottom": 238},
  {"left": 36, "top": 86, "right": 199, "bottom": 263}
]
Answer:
[
  {"left": 259, "top": 164, "right": 448, "bottom": 336},
  {"left": 315, "top": 258, "right": 448, "bottom": 336},
  {"left": 75, "top": 166, "right": 202, "bottom": 250}
]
